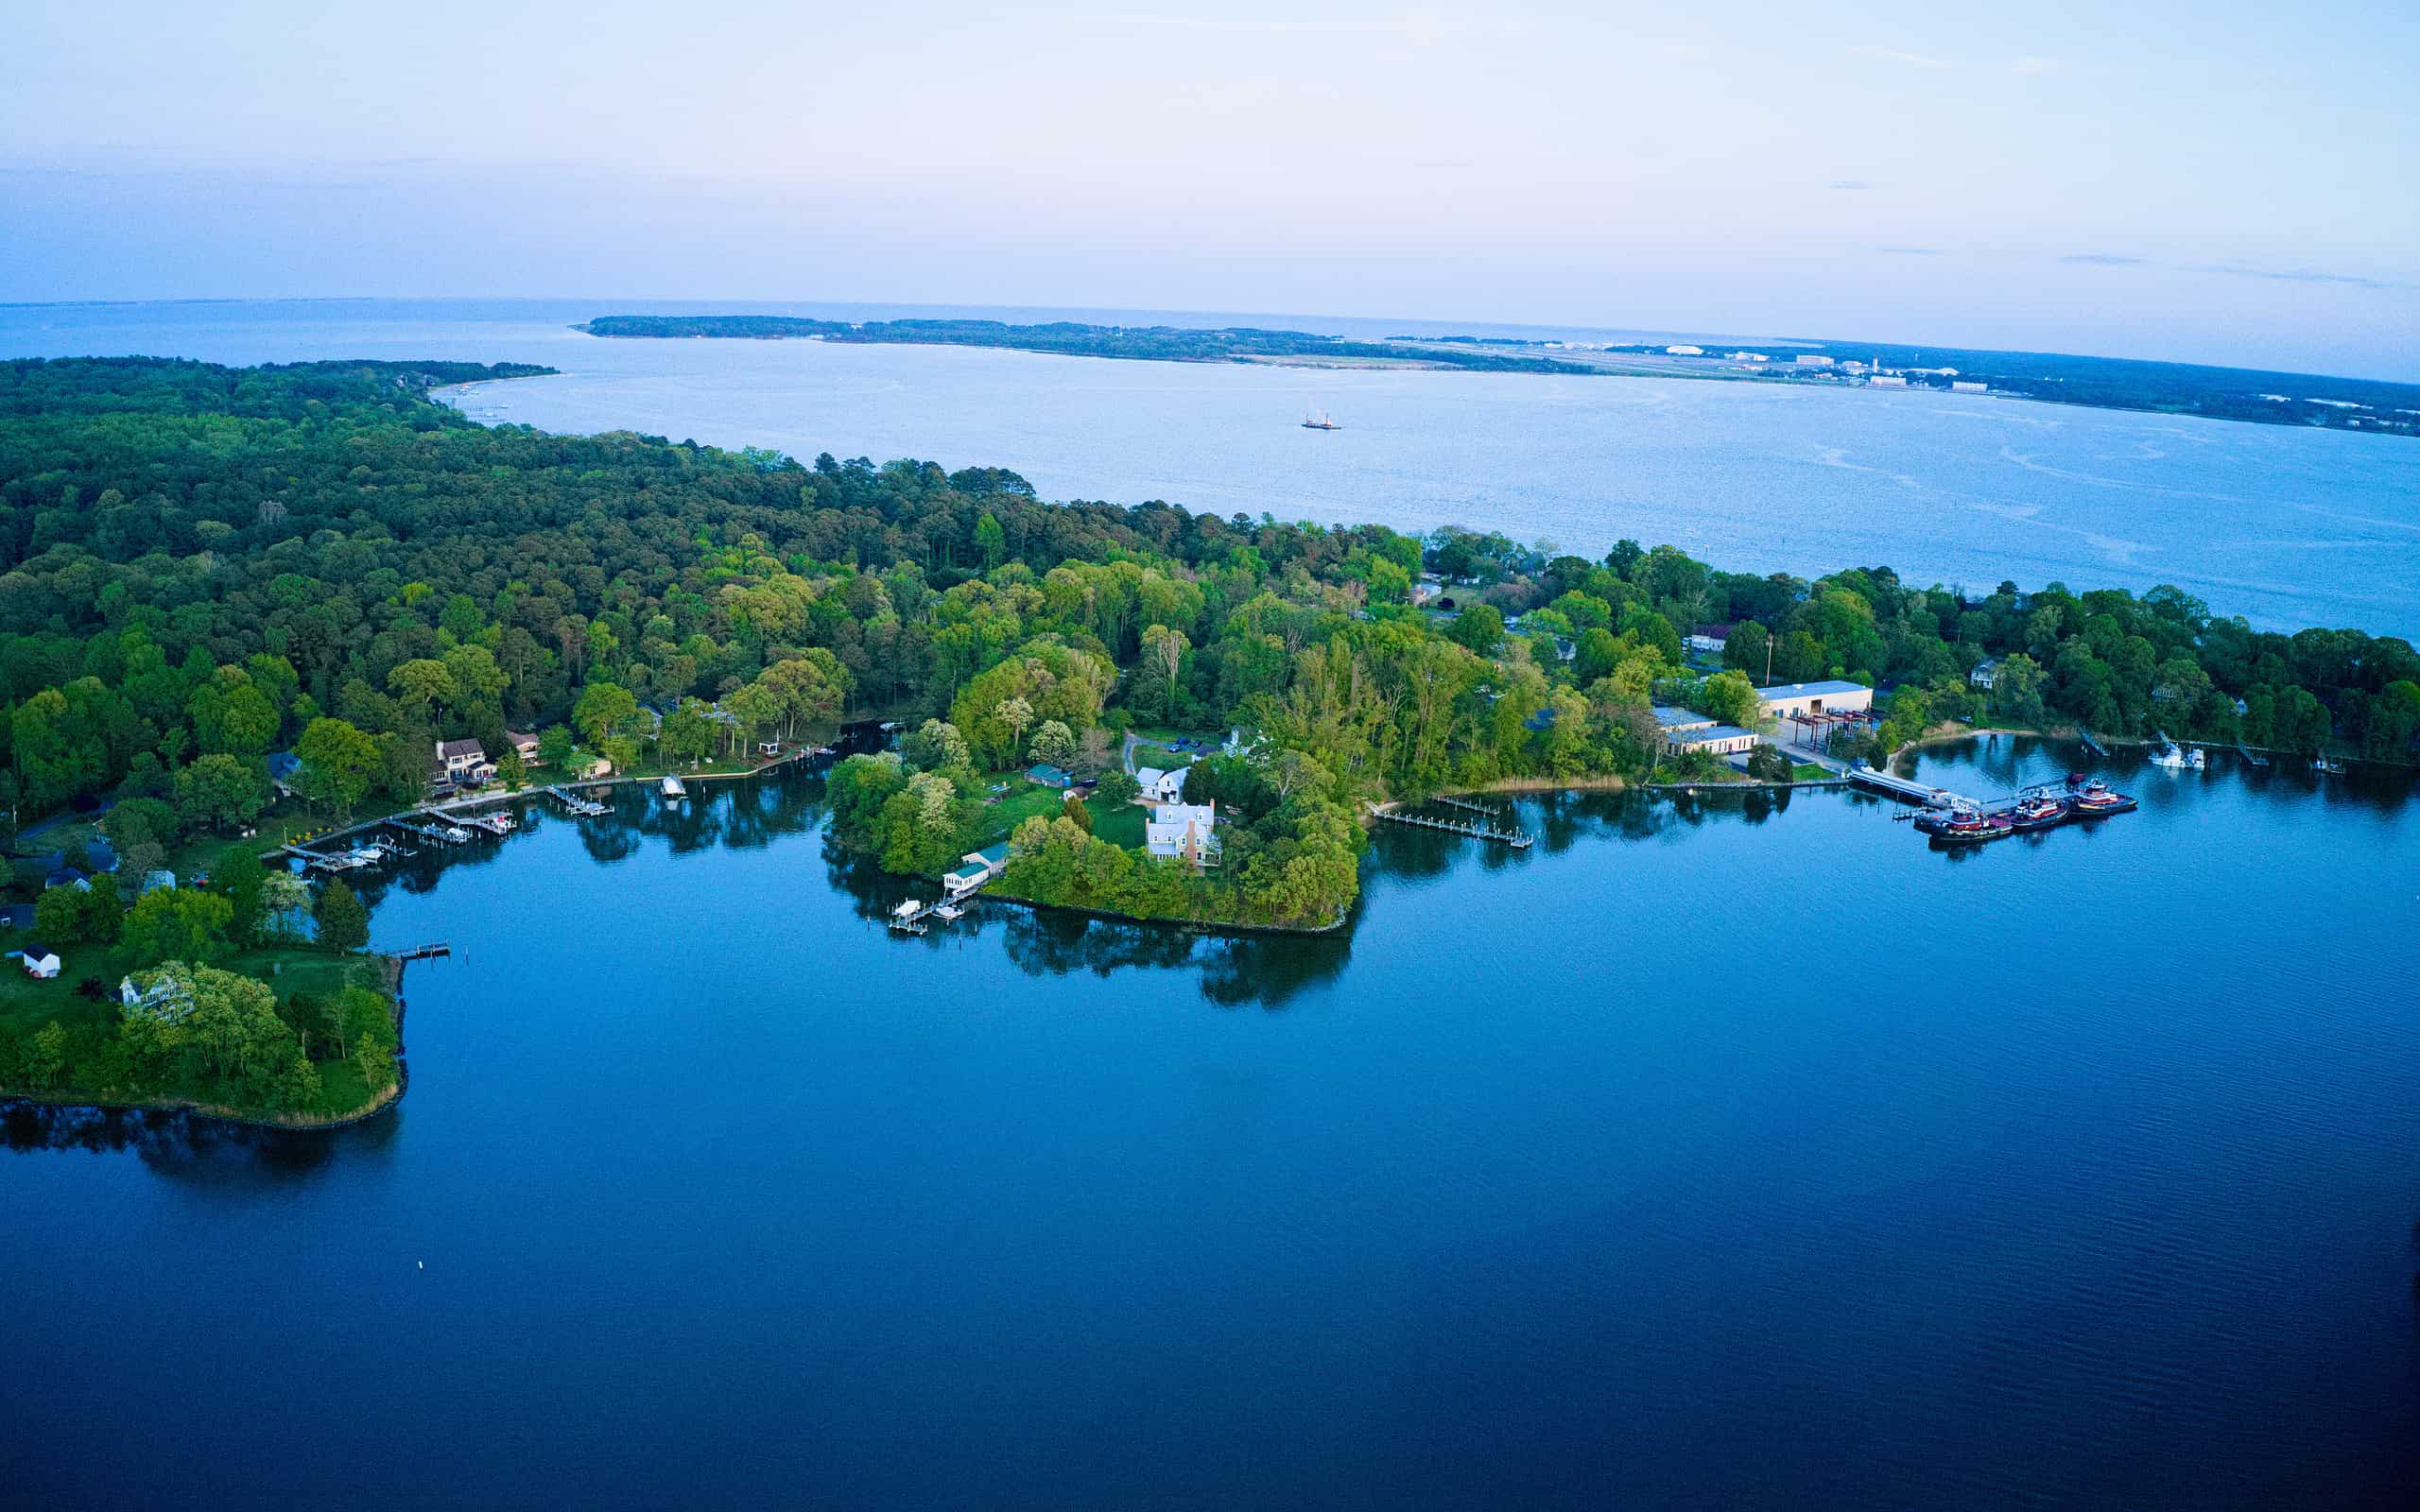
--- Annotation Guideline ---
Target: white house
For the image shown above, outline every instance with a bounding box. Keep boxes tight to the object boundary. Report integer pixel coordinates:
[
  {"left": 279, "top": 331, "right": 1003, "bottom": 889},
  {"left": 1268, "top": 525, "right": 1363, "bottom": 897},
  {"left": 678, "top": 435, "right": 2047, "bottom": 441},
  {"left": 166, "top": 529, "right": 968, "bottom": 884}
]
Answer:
[
  {"left": 22, "top": 944, "right": 60, "bottom": 980},
  {"left": 121, "top": 968, "right": 198, "bottom": 1022},
  {"left": 1970, "top": 658, "right": 2002, "bottom": 690},
  {"left": 1133, "top": 765, "right": 1189, "bottom": 803},
  {"left": 1145, "top": 801, "right": 1219, "bottom": 867},
  {"left": 436, "top": 738, "right": 494, "bottom": 786}
]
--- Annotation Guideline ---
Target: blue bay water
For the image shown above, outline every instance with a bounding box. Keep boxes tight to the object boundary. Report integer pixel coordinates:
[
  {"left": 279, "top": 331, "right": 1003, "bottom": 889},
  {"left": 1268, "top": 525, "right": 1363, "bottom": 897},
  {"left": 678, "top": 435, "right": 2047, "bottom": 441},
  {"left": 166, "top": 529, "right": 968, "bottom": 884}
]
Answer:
[
  {"left": 1, "top": 298, "right": 2415, "bottom": 633},
  {"left": 4, "top": 745, "right": 2417, "bottom": 1508}
]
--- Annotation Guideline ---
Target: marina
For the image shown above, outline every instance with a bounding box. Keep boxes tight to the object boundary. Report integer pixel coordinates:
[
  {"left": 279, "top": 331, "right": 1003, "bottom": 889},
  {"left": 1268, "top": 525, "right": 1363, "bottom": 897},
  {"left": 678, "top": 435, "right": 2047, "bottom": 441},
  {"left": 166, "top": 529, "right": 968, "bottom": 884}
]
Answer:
[{"left": 1850, "top": 763, "right": 2137, "bottom": 845}]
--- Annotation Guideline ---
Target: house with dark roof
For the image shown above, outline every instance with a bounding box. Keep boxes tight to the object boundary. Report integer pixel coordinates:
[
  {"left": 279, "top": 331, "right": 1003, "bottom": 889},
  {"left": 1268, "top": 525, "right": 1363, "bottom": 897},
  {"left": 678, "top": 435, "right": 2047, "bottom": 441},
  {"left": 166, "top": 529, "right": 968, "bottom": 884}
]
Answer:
[{"left": 435, "top": 738, "right": 494, "bottom": 786}]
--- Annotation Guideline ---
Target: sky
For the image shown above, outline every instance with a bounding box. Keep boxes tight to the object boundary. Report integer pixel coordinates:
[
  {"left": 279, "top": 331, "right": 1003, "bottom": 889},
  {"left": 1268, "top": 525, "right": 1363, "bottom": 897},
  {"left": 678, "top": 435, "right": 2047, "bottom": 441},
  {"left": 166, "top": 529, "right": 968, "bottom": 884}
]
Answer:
[{"left": 5, "top": 0, "right": 2418, "bottom": 379}]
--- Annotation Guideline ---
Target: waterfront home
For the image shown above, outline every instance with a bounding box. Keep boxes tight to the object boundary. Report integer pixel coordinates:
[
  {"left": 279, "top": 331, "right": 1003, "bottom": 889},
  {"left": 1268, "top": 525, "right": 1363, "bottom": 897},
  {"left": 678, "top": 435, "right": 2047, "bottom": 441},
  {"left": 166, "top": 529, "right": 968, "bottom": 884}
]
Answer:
[
  {"left": 1970, "top": 658, "right": 2001, "bottom": 691},
  {"left": 506, "top": 730, "right": 543, "bottom": 765},
  {"left": 943, "top": 846, "right": 1010, "bottom": 898},
  {"left": 437, "top": 738, "right": 495, "bottom": 786},
  {"left": 1134, "top": 765, "right": 1188, "bottom": 803},
  {"left": 1754, "top": 679, "right": 1873, "bottom": 723},
  {"left": 1146, "top": 801, "right": 1219, "bottom": 867},
  {"left": 1026, "top": 763, "right": 1075, "bottom": 789},
  {"left": 268, "top": 750, "right": 302, "bottom": 795},
  {"left": 120, "top": 968, "right": 197, "bottom": 1022},
  {"left": 21, "top": 944, "right": 60, "bottom": 980},
  {"left": 44, "top": 867, "right": 91, "bottom": 892},
  {"left": 1687, "top": 624, "right": 1733, "bottom": 656}
]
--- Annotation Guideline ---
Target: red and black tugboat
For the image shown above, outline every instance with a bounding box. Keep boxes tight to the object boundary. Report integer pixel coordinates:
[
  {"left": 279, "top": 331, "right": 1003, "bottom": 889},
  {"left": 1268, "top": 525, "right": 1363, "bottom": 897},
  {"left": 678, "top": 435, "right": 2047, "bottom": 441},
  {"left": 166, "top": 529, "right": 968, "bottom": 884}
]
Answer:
[
  {"left": 2067, "top": 778, "right": 2136, "bottom": 817},
  {"left": 1916, "top": 802, "right": 2014, "bottom": 844},
  {"left": 2008, "top": 787, "right": 2071, "bottom": 833}
]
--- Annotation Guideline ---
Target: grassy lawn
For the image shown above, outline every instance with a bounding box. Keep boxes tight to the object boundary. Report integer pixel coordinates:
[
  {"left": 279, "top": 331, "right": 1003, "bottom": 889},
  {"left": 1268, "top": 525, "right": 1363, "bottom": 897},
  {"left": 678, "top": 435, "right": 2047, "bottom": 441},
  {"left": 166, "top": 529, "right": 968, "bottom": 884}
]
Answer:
[
  {"left": 974, "top": 775, "right": 1085, "bottom": 845},
  {"left": 0, "top": 942, "right": 383, "bottom": 1040},
  {"left": 1089, "top": 796, "right": 1150, "bottom": 850},
  {"left": 1793, "top": 764, "right": 1833, "bottom": 781}
]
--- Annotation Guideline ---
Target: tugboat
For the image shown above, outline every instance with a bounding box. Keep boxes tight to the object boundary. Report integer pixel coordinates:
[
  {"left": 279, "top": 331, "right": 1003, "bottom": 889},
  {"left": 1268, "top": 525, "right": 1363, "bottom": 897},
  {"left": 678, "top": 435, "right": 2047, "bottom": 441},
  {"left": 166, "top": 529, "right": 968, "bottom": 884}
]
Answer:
[
  {"left": 2008, "top": 789, "right": 2070, "bottom": 832},
  {"left": 2069, "top": 778, "right": 2137, "bottom": 816},
  {"left": 1916, "top": 803, "right": 2012, "bottom": 844},
  {"left": 660, "top": 773, "right": 687, "bottom": 799}
]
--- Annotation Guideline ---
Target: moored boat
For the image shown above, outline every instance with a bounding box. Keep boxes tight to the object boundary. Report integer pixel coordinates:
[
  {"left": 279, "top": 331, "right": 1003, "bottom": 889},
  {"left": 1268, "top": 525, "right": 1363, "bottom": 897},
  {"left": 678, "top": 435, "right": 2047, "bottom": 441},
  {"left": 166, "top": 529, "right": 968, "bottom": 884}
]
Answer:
[
  {"left": 1916, "top": 803, "right": 2013, "bottom": 843},
  {"left": 661, "top": 774, "right": 687, "bottom": 799},
  {"left": 2069, "top": 778, "right": 2136, "bottom": 816},
  {"left": 2008, "top": 790, "right": 2070, "bottom": 832}
]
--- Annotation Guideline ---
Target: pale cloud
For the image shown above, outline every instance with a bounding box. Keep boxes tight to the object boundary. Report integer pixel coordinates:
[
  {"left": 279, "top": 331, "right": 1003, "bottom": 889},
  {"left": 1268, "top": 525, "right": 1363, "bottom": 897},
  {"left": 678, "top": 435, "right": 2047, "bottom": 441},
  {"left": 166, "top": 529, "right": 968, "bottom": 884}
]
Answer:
[
  {"left": 1850, "top": 44, "right": 1955, "bottom": 70},
  {"left": 1105, "top": 14, "right": 1528, "bottom": 43}
]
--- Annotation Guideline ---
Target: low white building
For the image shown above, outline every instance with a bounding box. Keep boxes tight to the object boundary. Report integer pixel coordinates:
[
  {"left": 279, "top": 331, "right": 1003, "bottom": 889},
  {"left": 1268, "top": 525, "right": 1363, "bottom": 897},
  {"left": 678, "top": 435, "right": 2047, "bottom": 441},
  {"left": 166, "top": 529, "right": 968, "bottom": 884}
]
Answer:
[
  {"left": 1728, "top": 352, "right": 1770, "bottom": 363},
  {"left": 22, "top": 945, "right": 60, "bottom": 980},
  {"left": 1665, "top": 344, "right": 1704, "bottom": 356},
  {"left": 1133, "top": 765, "right": 1189, "bottom": 803},
  {"left": 1793, "top": 353, "right": 1836, "bottom": 368},
  {"left": 1145, "top": 801, "right": 1219, "bottom": 867},
  {"left": 1868, "top": 374, "right": 1909, "bottom": 388},
  {"left": 1970, "top": 658, "right": 2002, "bottom": 690},
  {"left": 1951, "top": 381, "right": 1988, "bottom": 394},
  {"left": 1756, "top": 679, "right": 1873, "bottom": 723}
]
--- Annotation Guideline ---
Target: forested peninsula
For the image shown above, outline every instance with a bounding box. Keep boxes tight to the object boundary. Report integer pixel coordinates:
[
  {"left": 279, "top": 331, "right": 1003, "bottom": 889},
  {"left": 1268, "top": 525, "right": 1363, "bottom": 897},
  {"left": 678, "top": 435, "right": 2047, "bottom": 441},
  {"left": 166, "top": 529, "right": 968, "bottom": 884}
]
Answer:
[
  {"left": 576, "top": 314, "right": 2420, "bottom": 436},
  {"left": 0, "top": 354, "right": 2412, "bottom": 1106},
  {"left": 576, "top": 315, "right": 1596, "bottom": 374}
]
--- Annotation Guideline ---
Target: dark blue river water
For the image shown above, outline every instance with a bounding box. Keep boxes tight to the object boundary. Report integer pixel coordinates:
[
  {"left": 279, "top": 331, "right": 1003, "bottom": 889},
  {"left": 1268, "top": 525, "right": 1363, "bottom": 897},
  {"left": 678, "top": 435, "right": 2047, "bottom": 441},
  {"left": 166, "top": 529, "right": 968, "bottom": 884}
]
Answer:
[{"left": 5, "top": 741, "right": 2416, "bottom": 1508}]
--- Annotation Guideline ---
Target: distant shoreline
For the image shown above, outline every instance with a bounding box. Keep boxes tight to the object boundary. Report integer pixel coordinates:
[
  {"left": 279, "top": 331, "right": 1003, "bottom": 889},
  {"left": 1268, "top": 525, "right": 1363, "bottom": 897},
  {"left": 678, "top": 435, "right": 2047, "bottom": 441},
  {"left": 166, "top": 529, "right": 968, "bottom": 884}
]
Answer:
[{"left": 573, "top": 313, "right": 2420, "bottom": 438}]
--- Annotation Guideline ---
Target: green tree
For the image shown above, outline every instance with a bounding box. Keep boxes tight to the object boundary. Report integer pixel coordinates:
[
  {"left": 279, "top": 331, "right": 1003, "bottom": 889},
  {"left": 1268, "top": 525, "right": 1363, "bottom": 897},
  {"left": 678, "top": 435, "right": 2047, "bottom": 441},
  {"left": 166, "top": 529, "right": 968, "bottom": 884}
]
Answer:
[
  {"left": 122, "top": 887, "right": 235, "bottom": 967},
  {"left": 25, "top": 1021, "right": 67, "bottom": 1091},
  {"left": 294, "top": 715, "right": 382, "bottom": 819},
  {"left": 975, "top": 510, "right": 1008, "bottom": 571},
  {"left": 1444, "top": 604, "right": 1504, "bottom": 655},
  {"left": 176, "top": 753, "right": 269, "bottom": 833},
  {"left": 573, "top": 681, "right": 639, "bottom": 747},
  {"left": 315, "top": 880, "right": 370, "bottom": 953}
]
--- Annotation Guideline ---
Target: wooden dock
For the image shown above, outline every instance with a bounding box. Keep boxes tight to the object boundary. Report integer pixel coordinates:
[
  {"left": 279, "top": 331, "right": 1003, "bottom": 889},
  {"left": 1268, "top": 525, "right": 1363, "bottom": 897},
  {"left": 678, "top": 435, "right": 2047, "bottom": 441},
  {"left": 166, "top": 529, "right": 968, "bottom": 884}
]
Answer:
[
  {"left": 1430, "top": 794, "right": 1506, "bottom": 821},
  {"left": 1374, "top": 806, "right": 1533, "bottom": 850},
  {"left": 391, "top": 941, "right": 451, "bottom": 962}
]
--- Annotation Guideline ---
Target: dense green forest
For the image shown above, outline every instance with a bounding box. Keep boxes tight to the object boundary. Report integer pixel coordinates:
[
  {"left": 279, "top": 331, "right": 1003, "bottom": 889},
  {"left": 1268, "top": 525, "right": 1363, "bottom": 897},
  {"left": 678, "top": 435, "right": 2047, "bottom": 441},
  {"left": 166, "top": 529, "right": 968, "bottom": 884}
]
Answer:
[
  {"left": 0, "top": 355, "right": 2411, "bottom": 962},
  {"left": 578, "top": 315, "right": 1594, "bottom": 374}
]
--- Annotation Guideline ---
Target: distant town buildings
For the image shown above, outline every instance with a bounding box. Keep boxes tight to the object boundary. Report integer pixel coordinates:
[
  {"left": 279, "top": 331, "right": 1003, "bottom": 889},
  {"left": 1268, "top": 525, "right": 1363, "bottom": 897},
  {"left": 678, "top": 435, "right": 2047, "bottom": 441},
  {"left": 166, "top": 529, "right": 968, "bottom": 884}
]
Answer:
[
  {"left": 1951, "top": 381, "right": 1988, "bottom": 394},
  {"left": 1793, "top": 353, "right": 1836, "bottom": 368},
  {"left": 1869, "top": 374, "right": 1909, "bottom": 387},
  {"left": 1665, "top": 344, "right": 1704, "bottom": 356}
]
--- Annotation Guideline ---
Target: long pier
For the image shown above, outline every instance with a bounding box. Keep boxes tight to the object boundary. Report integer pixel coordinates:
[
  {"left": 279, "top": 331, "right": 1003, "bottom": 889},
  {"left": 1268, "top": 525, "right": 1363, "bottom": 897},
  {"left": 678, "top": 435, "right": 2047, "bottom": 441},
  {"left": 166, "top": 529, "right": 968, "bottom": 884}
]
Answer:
[
  {"left": 1374, "top": 806, "right": 1534, "bottom": 850},
  {"left": 1430, "top": 794, "right": 1506, "bottom": 820}
]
